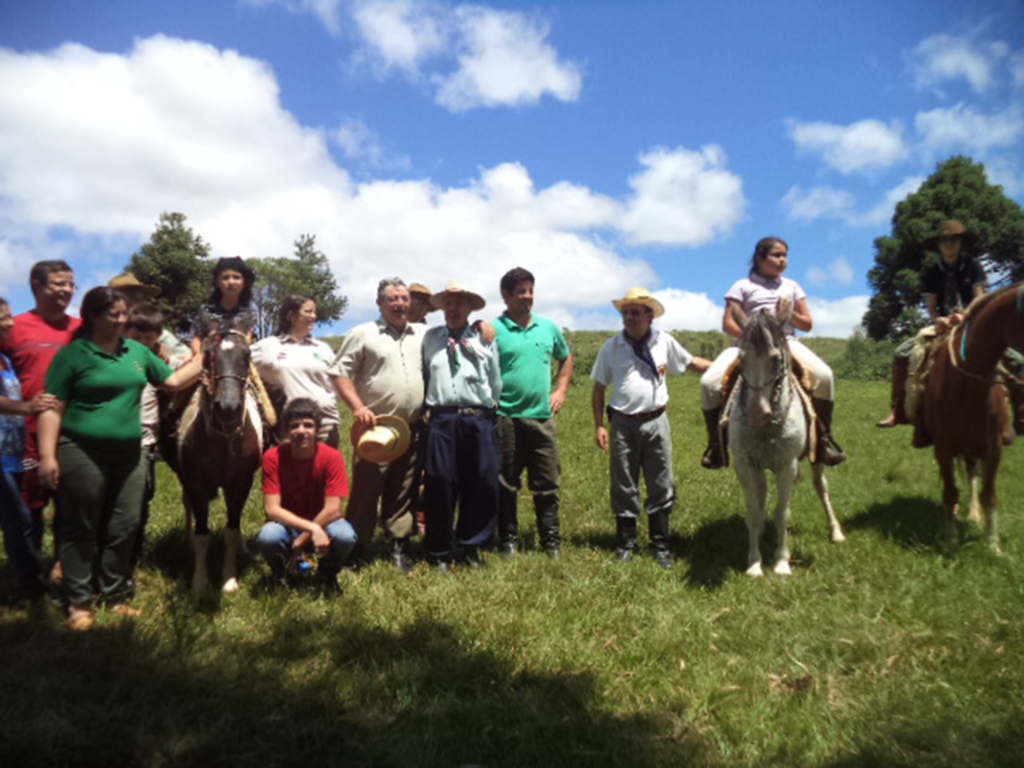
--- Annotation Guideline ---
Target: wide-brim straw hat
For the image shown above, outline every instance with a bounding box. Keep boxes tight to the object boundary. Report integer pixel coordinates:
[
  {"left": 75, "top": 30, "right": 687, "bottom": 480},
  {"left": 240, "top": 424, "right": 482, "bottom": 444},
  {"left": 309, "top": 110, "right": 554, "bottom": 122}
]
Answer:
[
  {"left": 923, "top": 219, "right": 978, "bottom": 251},
  {"left": 612, "top": 287, "right": 664, "bottom": 318},
  {"left": 408, "top": 282, "right": 440, "bottom": 313},
  {"left": 109, "top": 273, "right": 161, "bottom": 299},
  {"left": 352, "top": 415, "right": 412, "bottom": 464},
  {"left": 429, "top": 281, "right": 486, "bottom": 311}
]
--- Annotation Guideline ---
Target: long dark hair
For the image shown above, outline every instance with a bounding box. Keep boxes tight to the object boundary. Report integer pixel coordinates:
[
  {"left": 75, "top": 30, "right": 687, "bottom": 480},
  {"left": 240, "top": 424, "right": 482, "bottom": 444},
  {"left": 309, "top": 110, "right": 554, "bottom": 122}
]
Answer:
[
  {"left": 208, "top": 256, "right": 255, "bottom": 308},
  {"left": 74, "top": 286, "right": 126, "bottom": 340},
  {"left": 276, "top": 293, "right": 315, "bottom": 336},
  {"left": 749, "top": 236, "right": 789, "bottom": 277}
]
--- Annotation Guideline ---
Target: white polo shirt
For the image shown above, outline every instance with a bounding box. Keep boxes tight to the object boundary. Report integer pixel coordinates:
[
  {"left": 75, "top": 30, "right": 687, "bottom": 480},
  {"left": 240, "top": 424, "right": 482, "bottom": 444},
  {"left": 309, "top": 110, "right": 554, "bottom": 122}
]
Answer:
[
  {"left": 252, "top": 334, "right": 340, "bottom": 427},
  {"left": 591, "top": 330, "right": 693, "bottom": 415}
]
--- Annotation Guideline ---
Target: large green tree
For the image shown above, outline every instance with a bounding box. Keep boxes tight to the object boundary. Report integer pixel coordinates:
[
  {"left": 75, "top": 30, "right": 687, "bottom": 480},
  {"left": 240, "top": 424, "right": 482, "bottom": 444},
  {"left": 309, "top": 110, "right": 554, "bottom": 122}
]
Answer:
[
  {"left": 128, "top": 212, "right": 211, "bottom": 336},
  {"left": 863, "top": 156, "right": 1024, "bottom": 342},
  {"left": 249, "top": 234, "right": 347, "bottom": 338}
]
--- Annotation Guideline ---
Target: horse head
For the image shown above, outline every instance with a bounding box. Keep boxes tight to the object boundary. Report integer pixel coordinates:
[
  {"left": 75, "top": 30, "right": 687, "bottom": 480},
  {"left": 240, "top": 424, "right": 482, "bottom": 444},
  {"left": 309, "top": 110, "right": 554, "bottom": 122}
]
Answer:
[
  {"left": 738, "top": 309, "right": 790, "bottom": 427},
  {"left": 202, "top": 327, "right": 251, "bottom": 435}
]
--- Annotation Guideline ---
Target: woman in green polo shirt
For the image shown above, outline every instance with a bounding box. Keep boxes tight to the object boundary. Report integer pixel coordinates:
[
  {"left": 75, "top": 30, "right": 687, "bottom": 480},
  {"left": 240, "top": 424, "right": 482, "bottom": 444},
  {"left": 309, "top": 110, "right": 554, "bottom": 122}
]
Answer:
[{"left": 38, "top": 287, "right": 202, "bottom": 631}]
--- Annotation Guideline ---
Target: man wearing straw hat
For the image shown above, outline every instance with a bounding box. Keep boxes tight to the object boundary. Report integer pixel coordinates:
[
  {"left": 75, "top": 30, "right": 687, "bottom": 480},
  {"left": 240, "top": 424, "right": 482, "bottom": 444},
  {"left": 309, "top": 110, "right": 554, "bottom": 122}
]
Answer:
[
  {"left": 408, "top": 283, "right": 437, "bottom": 325},
  {"left": 331, "top": 278, "right": 423, "bottom": 573},
  {"left": 421, "top": 281, "right": 503, "bottom": 570},
  {"left": 493, "top": 267, "right": 573, "bottom": 560},
  {"left": 591, "top": 288, "right": 710, "bottom": 569}
]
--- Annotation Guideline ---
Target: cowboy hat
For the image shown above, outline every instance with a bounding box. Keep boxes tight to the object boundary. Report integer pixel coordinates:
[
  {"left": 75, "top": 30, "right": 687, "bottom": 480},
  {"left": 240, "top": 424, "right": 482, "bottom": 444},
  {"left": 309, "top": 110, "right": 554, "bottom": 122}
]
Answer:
[
  {"left": 923, "top": 219, "right": 978, "bottom": 251},
  {"left": 352, "top": 415, "right": 412, "bottom": 464},
  {"left": 109, "top": 273, "right": 161, "bottom": 299},
  {"left": 612, "top": 287, "right": 665, "bottom": 318},
  {"left": 429, "top": 280, "right": 486, "bottom": 311},
  {"left": 408, "top": 282, "right": 432, "bottom": 296}
]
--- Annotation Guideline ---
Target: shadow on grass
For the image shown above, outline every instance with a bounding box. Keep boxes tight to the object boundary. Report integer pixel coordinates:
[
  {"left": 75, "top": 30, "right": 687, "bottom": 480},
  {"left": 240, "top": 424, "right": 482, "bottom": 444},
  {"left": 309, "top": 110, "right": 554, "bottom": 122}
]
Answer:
[
  {"left": 843, "top": 495, "right": 949, "bottom": 553},
  {"left": 0, "top": 614, "right": 705, "bottom": 767}
]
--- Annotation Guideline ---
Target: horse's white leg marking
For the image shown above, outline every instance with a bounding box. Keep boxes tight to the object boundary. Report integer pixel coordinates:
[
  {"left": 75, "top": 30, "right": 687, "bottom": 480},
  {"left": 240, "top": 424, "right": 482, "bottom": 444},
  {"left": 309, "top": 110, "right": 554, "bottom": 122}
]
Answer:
[
  {"left": 980, "top": 460, "right": 1001, "bottom": 554},
  {"left": 811, "top": 463, "right": 845, "bottom": 542},
  {"left": 738, "top": 462, "right": 768, "bottom": 577},
  {"left": 772, "top": 459, "right": 799, "bottom": 576},
  {"left": 191, "top": 533, "right": 211, "bottom": 594},
  {"left": 967, "top": 463, "right": 983, "bottom": 523},
  {"left": 222, "top": 528, "right": 242, "bottom": 593}
]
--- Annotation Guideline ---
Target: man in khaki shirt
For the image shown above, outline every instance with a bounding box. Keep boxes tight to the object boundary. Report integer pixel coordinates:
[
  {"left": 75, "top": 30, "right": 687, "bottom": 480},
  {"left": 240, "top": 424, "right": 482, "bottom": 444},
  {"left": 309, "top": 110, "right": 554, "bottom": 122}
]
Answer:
[{"left": 331, "top": 278, "right": 424, "bottom": 572}]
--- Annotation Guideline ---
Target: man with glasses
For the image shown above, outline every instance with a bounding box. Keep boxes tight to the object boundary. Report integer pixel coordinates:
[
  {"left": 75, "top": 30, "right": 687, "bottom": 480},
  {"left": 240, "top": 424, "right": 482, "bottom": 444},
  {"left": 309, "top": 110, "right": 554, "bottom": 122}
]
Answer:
[
  {"left": 591, "top": 288, "right": 709, "bottom": 569},
  {"left": 1, "top": 261, "right": 80, "bottom": 569}
]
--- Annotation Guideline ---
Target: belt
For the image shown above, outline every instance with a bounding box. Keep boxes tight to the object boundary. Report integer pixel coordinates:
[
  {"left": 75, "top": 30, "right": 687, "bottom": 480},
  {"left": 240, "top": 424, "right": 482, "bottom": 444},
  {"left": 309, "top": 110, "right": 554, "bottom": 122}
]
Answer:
[
  {"left": 429, "top": 406, "right": 495, "bottom": 417},
  {"left": 608, "top": 406, "right": 666, "bottom": 424}
]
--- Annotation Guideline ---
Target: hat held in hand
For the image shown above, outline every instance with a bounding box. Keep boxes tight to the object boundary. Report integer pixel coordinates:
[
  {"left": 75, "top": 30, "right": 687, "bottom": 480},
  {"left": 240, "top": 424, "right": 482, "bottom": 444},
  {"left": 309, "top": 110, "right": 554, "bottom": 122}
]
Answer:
[{"left": 352, "top": 415, "right": 412, "bottom": 464}]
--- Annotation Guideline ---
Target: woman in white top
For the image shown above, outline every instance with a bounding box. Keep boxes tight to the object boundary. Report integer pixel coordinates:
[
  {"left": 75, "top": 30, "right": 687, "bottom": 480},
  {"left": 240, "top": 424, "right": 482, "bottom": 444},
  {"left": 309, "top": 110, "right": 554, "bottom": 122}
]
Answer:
[
  {"left": 700, "top": 236, "right": 846, "bottom": 468},
  {"left": 252, "top": 294, "right": 342, "bottom": 448}
]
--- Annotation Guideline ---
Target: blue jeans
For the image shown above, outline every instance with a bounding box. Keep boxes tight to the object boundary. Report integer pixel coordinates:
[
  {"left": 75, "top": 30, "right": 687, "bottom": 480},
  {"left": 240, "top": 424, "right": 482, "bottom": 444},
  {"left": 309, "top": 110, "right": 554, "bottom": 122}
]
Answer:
[
  {"left": 0, "top": 471, "right": 43, "bottom": 595},
  {"left": 256, "top": 519, "right": 357, "bottom": 578}
]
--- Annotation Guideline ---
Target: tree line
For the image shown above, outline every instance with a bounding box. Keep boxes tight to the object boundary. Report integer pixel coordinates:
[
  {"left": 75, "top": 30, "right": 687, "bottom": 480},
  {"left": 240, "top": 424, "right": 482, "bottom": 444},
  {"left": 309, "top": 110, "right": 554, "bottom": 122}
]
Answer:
[{"left": 127, "top": 212, "right": 348, "bottom": 339}]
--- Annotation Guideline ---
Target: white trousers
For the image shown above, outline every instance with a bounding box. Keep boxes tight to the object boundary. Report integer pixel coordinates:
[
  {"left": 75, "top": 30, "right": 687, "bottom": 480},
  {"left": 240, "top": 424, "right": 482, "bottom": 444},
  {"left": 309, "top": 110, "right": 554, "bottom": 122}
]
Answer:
[{"left": 700, "top": 340, "right": 835, "bottom": 410}]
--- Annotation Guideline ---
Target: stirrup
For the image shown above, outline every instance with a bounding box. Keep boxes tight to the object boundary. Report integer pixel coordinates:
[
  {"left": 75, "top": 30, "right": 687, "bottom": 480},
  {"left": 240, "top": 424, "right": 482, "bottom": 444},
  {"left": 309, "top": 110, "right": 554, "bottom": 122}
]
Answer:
[{"left": 815, "top": 437, "right": 847, "bottom": 466}]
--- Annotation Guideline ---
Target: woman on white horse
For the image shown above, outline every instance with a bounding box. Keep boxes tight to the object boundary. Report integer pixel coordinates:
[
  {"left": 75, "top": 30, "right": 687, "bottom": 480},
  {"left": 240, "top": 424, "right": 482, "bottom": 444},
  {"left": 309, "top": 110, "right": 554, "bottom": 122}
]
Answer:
[{"left": 700, "top": 236, "right": 847, "bottom": 468}]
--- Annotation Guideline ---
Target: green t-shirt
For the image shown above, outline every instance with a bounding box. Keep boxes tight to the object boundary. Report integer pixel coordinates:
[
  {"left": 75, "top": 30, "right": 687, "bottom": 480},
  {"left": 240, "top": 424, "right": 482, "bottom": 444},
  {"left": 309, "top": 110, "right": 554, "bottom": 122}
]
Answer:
[
  {"left": 494, "top": 314, "right": 570, "bottom": 419},
  {"left": 46, "top": 337, "right": 173, "bottom": 445}
]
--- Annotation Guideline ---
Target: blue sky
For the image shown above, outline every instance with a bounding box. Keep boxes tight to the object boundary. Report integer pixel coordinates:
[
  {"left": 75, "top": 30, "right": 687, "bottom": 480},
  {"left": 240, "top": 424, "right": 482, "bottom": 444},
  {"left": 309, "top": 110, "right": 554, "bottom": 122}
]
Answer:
[{"left": 1, "top": 0, "right": 1022, "bottom": 336}]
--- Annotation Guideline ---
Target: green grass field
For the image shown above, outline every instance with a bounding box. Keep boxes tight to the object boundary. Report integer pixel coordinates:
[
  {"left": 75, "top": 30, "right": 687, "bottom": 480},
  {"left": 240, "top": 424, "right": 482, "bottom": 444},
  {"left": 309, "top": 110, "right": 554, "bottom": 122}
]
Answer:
[{"left": 1, "top": 368, "right": 1022, "bottom": 766}]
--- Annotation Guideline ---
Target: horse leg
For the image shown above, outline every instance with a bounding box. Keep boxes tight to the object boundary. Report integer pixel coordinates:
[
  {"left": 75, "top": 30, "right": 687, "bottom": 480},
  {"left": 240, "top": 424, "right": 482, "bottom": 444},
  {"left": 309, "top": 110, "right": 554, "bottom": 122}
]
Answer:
[
  {"left": 964, "top": 458, "right": 983, "bottom": 523},
  {"left": 737, "top": 462, "right": 768, "bottom": 576},
  {"left": 188, "top": 495, "right": 212, "bottom": 595},
  {"left": 220, "top": 474, "right": 254, "bottom": 593},
  {"left": 979, "top": 457, "right": 1001, "bottom": 553},
  {"left": 935, "top": 452, "right": 959, "bottom": 547},
  {"left": 772, "top": 461, "right": 798, "bottom": 576},
  {"left": 811, "top": 463, "right": 845, "bottom": 542}
]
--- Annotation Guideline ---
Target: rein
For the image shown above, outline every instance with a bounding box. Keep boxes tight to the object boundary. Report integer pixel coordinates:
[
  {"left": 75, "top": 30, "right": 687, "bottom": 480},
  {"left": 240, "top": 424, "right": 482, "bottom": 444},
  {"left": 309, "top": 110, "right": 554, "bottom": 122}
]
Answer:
[
  {"left": 201, "top": 329, "right": 252, "bottom": 443},
  {"left": 740, "top": 332, "right": 794, "bottom": 426}
]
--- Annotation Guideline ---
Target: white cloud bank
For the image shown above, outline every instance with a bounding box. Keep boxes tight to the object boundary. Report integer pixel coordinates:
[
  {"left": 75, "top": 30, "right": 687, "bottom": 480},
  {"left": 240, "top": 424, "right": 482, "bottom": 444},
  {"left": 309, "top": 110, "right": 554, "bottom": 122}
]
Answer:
[
  {"left": 910, "top": 33, "right": 1010, "bottom": 94},
  {"left": 788, "top": 118, "right": 908, "bottom": 175},
  {"left": 0, "top": 35, "right": 747, "bottom": 328}
]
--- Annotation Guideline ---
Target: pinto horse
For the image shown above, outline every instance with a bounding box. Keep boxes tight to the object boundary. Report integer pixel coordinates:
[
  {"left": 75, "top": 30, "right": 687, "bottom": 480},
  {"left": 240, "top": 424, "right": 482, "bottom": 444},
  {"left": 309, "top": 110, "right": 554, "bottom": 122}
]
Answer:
[
  {"left": 727, "top": 307, "right": 845, "bottom": 576},
  {"left": 162, "top": 328, "right": 262, "bottom": 593},
  {"left": 916, "top": 282, "right": 1024, "bottom": 552}
]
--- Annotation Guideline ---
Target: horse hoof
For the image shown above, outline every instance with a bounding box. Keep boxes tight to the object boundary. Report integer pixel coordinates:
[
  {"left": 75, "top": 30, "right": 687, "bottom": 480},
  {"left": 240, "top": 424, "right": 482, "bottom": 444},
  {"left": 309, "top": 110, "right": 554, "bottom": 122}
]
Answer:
[
  {"left": 773, "top": 561, "right": 792, "bottom": 576},
  {"left": 745, "top": 563, "right": 764, "bottom": 577},
  {"left": 222, "top": 578, "right": 241, "bottom": 593},
  {"left": 831, "top": 529, "right": 846, "bottom": 543}
]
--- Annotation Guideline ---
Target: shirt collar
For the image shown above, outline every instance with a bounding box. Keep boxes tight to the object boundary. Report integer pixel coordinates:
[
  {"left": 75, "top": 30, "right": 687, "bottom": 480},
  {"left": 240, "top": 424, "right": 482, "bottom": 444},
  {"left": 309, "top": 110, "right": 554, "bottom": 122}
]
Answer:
[
  {"left": 499, "top": 312, "right": 535, "bottom": 331},
  {"left": 749, "top": 271, "right": 783, "bottom": 290},
  {"left": 376, "top": 316, "right": 416, "bottom": 339}
]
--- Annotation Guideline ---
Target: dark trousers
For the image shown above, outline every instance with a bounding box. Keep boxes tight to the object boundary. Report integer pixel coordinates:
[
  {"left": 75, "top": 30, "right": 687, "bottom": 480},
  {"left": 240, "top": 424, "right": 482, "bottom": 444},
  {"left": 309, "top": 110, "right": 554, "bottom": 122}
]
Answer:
[
  {"left": 423, "top": 409, "right": 500, "bottom": 559},
  {"left": 0, "top": 471, "right": 42, "bottom": 595}
]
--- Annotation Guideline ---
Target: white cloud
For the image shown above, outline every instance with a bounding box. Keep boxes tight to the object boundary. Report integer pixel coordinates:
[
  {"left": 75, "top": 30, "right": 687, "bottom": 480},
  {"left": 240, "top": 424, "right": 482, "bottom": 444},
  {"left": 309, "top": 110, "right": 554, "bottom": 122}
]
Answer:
[
  {"left": 915, "top": 103, "right": 1024, "bottom": 156},
  {"left": 434, "top": 6, "right": 582, "bottom": 111},
  {"left": 788, "top": 118, "right": 908, "bottom": 174},
  {"left": 849, "top": 175, "right": 924, "bottom": 228},
  {"left": 805, "top": 295, "right": 869, "bottom": 339},
  {"left": 654, "top": 288, "right": 721, "bottom": 332},
  {"left": 350, "top": 0, "right": 448, "bottom": 76},
  {"left": 781, "top": 186, "right": 854, "bottom": 222},
  {"left": 910, "top": 33, "right": 1010, "bottom": 93},
  {"left": 620, "top": 145, "right": 746, "bottom": 246},
  {"left": 804, "top": 257, "right": 855, "bottom": 287},
  {"left": 242, "top": 0, "right": 346, "bottom": 37},
  {"left": 332, "top": 118, "right": 410, "bottom": 170},
  {"left": 1011, "top": 51, "right": 1024, "bottom": 89},
  {"left": 0, "top": 35, "right": 665, "bottom": 325}
]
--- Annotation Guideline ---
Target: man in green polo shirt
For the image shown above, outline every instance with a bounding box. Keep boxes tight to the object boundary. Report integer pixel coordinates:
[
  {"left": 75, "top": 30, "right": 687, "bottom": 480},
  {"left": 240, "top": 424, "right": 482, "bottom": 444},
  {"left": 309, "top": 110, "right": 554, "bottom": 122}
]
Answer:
[{"left": 494, "top": 267, "right": 574, "bottom": 560}]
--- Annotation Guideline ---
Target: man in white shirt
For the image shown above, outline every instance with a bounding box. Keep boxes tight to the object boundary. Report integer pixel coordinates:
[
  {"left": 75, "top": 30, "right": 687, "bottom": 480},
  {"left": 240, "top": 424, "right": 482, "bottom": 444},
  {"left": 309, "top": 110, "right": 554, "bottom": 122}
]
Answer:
[{"left": 591, "top": 288, "right": 710, "bottom": 568}]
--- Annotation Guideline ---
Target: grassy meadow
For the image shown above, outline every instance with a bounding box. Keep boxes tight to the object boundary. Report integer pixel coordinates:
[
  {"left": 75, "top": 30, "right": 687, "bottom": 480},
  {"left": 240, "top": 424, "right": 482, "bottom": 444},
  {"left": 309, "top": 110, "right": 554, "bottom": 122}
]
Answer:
[{"left": 1, "top": 332, "right": 1022, "bottom": 767}]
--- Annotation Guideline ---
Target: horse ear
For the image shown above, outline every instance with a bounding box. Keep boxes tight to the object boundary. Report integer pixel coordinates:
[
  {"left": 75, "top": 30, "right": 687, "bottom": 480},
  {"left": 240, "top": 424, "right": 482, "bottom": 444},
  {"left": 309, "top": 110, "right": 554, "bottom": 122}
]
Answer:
[{"left": 776, "top": 296, "right": 794, "bottom": 325}]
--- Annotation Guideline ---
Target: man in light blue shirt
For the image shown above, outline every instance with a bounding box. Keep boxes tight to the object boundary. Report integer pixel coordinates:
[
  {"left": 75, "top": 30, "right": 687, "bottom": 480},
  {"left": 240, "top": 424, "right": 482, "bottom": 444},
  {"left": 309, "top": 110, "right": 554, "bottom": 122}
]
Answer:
[{"left": 421, "top": 281, "right": 502, "bottom": 570}]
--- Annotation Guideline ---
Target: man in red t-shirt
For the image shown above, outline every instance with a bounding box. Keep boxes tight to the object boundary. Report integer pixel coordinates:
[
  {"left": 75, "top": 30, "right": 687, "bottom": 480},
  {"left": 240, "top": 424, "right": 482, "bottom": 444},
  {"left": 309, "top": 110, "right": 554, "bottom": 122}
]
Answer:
[
  {"left": 0, "top": 260, "right": 80, "bottom": 553},
  {"left": 256, "top": 398, "right": 356, "bottom": 593}
]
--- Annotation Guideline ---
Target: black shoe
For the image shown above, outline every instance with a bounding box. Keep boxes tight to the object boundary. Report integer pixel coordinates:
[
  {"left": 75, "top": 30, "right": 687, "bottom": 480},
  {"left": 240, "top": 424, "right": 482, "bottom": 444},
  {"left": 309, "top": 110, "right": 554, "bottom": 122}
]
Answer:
[
  {"left": 316, "top": 574, "right": 344, "bottom": 597},
  {"left": 462, "top": 545, "right": 485, "bottom": 569},
  {"left": 497, "top": 540, "right": 518, "bottom": 560},
  {"left": 543, "top": 546, "right": 561, "bottom": 561},
  {"left": 431, "top": 558, "right": 452, "bottom": 574},
  {"left": 652, "top": 549, "right": 675, "bottom": 570}
]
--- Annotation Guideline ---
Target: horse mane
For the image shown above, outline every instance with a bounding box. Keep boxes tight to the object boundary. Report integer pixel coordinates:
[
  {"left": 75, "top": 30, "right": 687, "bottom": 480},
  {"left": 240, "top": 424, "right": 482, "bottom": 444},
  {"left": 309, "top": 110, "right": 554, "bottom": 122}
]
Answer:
[
  {"left": 744, "top": 309, "right": 786, "bottom": 356},
  {"left": 963, "top": 280, "right": 1024, "bottom": 321}
]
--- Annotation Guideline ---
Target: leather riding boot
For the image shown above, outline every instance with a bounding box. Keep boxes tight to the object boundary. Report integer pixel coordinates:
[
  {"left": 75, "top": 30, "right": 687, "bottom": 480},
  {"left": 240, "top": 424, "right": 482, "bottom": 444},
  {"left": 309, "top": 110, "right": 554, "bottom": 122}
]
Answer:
[
  {"left": 701, "top": 407, "right": 728, "bottom": 469},
  {"left": 813, "top": 398, "right": 847, "bottom": 466},
  {"left": 615, "top": 516, "right": 638, "bottom": 563},
  {"left": 535, "top": 494, "right": 561, "bottom": 559},
  {"left": 877, "top": 356, "right": 910, "bottom": 427},
  {"left": 647, "top": 511, "right": 675, "bottom": 570},
  {"left": 497, "top": 488, "right": 519, "bottom": 558}
]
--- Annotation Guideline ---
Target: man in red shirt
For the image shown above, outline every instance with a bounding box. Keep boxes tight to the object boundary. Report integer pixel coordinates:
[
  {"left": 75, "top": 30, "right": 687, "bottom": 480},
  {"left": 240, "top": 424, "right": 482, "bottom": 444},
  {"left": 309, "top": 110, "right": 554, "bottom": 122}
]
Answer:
[
  {"left": 0, "top": 260, "right": 80, "bottom": 554},
  {"left": 256, "top": 398, "right": 356, "bottom": 594}
]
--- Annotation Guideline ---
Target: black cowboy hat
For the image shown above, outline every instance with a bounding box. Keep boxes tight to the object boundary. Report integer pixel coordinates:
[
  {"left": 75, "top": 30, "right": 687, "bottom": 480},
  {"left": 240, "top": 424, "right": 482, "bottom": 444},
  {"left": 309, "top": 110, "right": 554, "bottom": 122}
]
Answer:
[{"left": 923, "top": 220, "right": 978, "bottom": 251}]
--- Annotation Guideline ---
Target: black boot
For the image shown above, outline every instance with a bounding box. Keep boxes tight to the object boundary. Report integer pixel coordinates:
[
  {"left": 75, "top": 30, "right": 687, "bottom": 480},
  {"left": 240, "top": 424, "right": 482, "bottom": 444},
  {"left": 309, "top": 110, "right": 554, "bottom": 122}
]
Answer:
[
  {"left": 615, "top": 516, "right": 638, "bottom": 563},
  {"left": 647, "top": 511, "right": 675, "bottom": 570},
  {"left": 701, "top": 407, "right": 728, "bottom": 469},
  {"left": 813, "top": 398, "right": 847, "bottom": 466},
  {"left": 497, "top": 487, "right": 519, "bottom": 559},
  {"left": 536, "top": 494, "right": 561, "bottom": 560},
  {"left": 391, "top": 538, "right": 412, "bottom": 574}
]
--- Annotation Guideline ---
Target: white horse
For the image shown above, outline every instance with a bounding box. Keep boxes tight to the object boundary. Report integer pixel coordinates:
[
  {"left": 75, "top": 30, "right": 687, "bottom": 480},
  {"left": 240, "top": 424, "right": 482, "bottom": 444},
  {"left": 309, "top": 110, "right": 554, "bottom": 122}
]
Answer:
[{"left": 727, "top": 306, "right": 845, "bottom": 576}]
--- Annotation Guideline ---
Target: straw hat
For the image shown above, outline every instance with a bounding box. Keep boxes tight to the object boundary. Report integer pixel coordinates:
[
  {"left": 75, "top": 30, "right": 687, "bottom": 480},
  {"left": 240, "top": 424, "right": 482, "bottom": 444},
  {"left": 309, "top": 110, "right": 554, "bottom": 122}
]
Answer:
[
  {"left": 352, "top": 415, "right": 412, "bottom": 464},
  {"left": 429, "top": 280, "right": 486, "bottom": 311},
  {"left": 109, "top": 273, "right": 160, "bottom": 299},
  {"left": 923, "top": 219, "right": 977, "bottom": 251},
  {"left": 408, "top": 282, "right": 432, "bottom": 297},
  {"left": 612, "top": 287, "right": 664, "bottom": 318}
]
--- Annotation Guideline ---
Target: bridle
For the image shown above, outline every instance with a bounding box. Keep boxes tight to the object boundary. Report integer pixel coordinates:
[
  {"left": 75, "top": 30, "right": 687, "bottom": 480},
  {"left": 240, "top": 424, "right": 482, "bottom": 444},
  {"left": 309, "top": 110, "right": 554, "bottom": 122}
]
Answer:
[
  {"left": 202, "top": 329, "right": 250, "bottom": 397},
  {"left": 740, "top": 323, "right": 793, "bottom": 426}
]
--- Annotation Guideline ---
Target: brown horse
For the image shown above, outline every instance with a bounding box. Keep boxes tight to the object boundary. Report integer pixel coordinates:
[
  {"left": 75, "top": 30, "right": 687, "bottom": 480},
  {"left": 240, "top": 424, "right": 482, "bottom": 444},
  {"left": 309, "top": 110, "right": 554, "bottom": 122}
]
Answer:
[
  {"left": 162, "top": 328, "right": 262, "bottom": 593},
  {"left": 917, "top": 282, "right": 1024, "bottom": 552}
]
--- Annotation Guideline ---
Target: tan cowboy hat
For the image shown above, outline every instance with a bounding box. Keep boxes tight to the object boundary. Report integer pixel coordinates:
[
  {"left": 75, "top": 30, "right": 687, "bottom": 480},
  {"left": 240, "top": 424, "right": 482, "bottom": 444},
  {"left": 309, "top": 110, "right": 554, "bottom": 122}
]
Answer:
[
  {"left": 109, "top": 272, "right": 161, "bottom": 299},
  {"left": 923, "top": 219, "right": 978, "bottom": 251},
  {"left": 408, "top": 282, "right": 432, "bottom": 296},
  {"left": 429, "top": 280, "right": 486, "bottom": 311},
  {"left": 612, "top": 287, "right": 664, "bottom": 318},
  {"left": 352, "top": 415, "right": 412, "bottom": 464}
]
